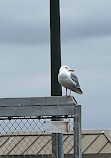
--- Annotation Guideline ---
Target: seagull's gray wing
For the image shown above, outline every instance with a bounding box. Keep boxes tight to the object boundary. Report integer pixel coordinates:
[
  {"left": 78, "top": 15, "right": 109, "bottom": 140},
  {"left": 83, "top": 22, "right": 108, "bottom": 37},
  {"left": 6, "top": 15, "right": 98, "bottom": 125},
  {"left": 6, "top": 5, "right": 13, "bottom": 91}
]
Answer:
[{"left": 70, "top": 72, "right": 80, "bottom": 88}]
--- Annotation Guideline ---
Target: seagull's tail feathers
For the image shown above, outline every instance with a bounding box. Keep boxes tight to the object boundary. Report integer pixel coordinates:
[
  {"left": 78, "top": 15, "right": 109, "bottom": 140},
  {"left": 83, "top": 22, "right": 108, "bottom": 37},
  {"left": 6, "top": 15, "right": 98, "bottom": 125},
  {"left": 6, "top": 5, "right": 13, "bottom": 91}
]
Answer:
[{"left": 76, "top": 88, "right": 83, "bottom": 94}]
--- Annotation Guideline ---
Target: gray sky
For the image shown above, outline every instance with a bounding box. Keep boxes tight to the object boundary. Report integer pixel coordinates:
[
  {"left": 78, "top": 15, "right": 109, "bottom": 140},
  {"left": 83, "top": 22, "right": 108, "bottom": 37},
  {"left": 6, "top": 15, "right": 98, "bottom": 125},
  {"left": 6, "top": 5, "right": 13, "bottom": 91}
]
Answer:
[{"left": 0, "top": 0, "right": 111, "bottom": 129}]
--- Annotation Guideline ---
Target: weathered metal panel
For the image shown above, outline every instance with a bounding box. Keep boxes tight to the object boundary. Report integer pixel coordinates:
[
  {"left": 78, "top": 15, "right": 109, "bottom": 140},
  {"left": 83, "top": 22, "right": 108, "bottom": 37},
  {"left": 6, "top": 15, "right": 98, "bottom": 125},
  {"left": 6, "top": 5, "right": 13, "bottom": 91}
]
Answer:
[
  {"left": 0, "top": 96, "right": 75, "bottom": 107},
  {"left": 0, "top": 96, "right": 76, "bottom": 117},
  {"left": 0, "top": 105, "right": 76, "bottom": 117}
]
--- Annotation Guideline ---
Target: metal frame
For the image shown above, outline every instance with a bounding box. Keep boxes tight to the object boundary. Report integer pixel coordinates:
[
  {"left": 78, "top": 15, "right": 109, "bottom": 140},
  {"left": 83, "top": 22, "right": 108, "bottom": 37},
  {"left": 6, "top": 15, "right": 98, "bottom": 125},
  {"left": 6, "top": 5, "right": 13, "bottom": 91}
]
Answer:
[{"left": 0, "top": 96, "right": 82, "bottom": 158}]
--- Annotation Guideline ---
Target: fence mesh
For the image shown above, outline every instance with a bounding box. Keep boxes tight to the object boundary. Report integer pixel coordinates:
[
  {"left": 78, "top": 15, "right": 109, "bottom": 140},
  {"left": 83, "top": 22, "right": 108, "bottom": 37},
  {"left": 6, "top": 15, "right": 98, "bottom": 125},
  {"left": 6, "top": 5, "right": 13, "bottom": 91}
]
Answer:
[{"left": 0, "top": 116, "right": 74, "bottom": 158}]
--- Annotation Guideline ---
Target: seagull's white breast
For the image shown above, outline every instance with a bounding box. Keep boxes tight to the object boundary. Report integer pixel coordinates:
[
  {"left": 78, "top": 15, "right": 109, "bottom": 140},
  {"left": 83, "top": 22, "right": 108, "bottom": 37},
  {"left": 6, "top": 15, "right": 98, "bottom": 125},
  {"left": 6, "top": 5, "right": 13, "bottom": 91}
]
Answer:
[{"left": 58, "top": 70, "right": 76, "bottom": 89}]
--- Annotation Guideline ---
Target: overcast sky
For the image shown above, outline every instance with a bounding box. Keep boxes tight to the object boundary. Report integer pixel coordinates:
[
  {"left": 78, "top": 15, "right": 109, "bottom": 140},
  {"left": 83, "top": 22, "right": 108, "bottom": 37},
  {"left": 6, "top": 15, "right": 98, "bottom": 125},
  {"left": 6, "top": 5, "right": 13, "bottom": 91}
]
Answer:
[{"left": 0, "top": 0, "right": 111, "bottom": 130}]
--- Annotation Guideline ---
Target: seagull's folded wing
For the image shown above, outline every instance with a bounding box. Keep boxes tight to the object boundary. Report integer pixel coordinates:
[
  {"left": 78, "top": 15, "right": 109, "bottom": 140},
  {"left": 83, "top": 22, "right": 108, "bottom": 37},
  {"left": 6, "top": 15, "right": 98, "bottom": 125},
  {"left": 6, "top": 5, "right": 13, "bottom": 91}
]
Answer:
[{"left": 70, "top": 72, "right": 80, "bottom": 88}]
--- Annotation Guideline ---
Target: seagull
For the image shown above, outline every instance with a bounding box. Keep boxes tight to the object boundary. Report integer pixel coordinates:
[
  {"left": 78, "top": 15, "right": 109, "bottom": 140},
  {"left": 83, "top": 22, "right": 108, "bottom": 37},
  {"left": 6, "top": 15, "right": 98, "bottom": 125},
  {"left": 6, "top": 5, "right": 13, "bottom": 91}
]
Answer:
[{"left": 58, "top": 65, "right": 83, "bottom": 97}]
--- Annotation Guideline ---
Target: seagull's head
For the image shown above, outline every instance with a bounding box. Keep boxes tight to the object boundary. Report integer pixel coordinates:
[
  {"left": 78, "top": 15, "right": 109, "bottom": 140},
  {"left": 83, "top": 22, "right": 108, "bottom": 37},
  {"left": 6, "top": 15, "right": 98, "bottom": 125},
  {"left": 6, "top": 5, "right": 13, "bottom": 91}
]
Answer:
[{"left": 59, "top": 65, "right": 74, "bottom": 73}]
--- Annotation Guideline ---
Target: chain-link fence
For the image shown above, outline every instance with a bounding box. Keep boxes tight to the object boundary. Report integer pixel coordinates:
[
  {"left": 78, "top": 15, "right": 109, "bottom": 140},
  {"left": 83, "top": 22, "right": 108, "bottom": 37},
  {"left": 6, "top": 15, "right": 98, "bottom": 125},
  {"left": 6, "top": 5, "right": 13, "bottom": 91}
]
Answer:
[{"left": 0, "top": 116, "right": 74, "bottom": 158}]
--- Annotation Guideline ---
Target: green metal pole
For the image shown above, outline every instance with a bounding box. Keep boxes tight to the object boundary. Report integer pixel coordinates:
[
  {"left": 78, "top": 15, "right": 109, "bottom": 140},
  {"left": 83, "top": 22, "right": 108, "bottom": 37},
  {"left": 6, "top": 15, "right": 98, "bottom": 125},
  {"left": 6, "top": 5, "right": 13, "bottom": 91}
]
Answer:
[
  {"left": 50, "top": 0, "right": 63, "bottom": 158},
  {"left": 50, "top": 0, "right": 62, "bottom": 96}
]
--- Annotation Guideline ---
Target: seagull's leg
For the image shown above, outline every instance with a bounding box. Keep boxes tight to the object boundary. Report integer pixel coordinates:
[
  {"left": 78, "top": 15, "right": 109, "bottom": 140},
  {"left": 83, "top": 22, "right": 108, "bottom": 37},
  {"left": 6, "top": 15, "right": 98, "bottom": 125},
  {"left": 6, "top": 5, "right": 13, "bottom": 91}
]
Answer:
[
  {"left": 67, "top": 89, "right": 71, "bottom": 97},
  {"left": 69, "top": 89, "right": 71, "bottom": 96},
  {"left": 66, "top": 88, "right": 67, "bottom": 97}
]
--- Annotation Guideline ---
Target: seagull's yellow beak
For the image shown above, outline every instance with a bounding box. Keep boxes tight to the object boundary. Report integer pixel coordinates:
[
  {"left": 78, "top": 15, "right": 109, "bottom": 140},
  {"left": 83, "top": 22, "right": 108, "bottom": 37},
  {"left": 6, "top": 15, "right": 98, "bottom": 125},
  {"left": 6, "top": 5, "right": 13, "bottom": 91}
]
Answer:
[{"left": 69, "top": 69, "right": 74, "bottom": 72}]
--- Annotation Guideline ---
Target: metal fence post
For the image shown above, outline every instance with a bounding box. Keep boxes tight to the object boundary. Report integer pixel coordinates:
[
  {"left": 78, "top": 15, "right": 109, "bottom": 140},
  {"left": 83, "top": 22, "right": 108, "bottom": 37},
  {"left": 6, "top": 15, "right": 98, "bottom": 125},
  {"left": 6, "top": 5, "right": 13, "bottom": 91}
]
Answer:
[
  {"left": 57, "top": 118, "right": 64, "bottom": 158},
  {"left": 52, "top": 117, "right": 58, "bottom": 158},
  {"left": 74, "top": 105, "right": 82, "bottom": 158}
]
